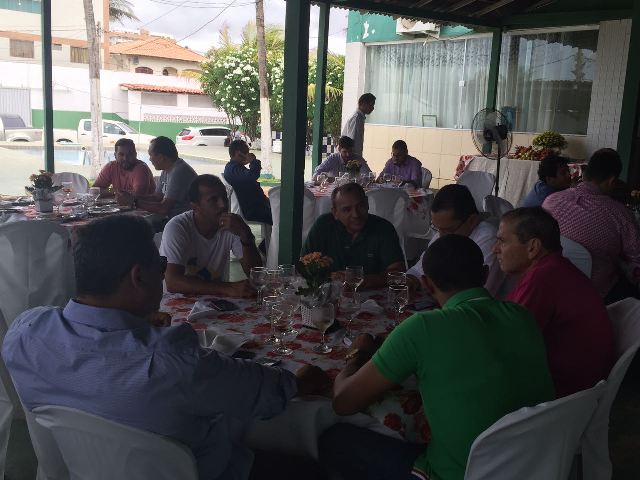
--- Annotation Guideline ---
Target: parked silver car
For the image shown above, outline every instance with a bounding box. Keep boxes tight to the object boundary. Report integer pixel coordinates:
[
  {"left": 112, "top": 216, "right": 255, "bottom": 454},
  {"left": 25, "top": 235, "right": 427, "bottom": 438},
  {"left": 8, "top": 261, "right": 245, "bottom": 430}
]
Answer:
[{"left": 176, "top": 126, "right": 231, "bottom": 146}]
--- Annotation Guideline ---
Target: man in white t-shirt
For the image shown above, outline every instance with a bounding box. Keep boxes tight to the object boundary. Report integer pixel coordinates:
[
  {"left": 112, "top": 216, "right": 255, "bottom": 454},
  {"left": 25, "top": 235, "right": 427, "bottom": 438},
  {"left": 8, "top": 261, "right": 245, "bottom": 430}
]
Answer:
[
  {"left": 407, "top": 184, "right": 504, "bottom": 297},
  {"left": 160, "top": 174, "right": 261, "bottom": 298}
]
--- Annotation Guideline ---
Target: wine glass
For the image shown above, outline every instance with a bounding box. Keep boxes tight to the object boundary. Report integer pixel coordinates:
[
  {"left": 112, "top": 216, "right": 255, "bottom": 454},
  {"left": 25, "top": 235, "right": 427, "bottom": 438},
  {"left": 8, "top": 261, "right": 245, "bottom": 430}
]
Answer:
[
  {"left": 387, "top": 271, "right": 407, "bottom": 287},
  {"left": 382, "top": 172, "right": 392, "bottom": 185},
  {"left": 281, "top": 291, "right": 301, "bottom": 336},
  {"left": 278, "top": 264, "right": 296, "bottom": 290},
  {"left": 312, "top": 303, "right": 334, "bottom": 354},
  {"left": 339, "top": 292, "right": 360, "bottom": 343},
  {"left": 392, "top": 175, "right": 403, "bottom": 187},
  {"left": 263, "top": 296, "right": 281, "bottom": 345},
  {"left": 317, "top": 173, "right": 328, "bottom": 191},
  {"left": 265, "top": 267, "right": 284, "bottom": 296},
  {"left": 273, "top": 302, "right": 294, "bottom": 356},
  {"left": 249, "top": 266, "right": 268, "bottom": 307},
  {"left": 61, "top": 182, "right": 73, "bottom": 202},
  {"left": 388, "top": 285, "right": 409, "bottom": 327},
  {"left": 345, "top": 265, "right": 364, "bottom": 296}
]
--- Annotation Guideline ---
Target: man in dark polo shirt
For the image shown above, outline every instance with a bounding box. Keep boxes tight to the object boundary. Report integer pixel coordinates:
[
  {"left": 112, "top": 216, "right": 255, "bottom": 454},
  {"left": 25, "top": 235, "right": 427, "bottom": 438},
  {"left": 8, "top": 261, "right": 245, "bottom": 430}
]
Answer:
[{"left": 301, "top": 183, "right": 405, "bottom": 289}]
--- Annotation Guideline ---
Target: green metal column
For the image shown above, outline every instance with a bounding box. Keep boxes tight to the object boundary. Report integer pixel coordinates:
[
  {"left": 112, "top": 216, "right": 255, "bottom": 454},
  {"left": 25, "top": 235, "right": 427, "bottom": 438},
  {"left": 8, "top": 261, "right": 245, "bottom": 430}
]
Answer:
[
  {"left": 279, "top": 0, "right": 311, "bottom": 264},
  {"left": 311, "top": 1, "right": 330, "bottom": 171},
  {"left": 617, "top": 1, "right": 640, "bottom": 181},
  {"left": 41, "top": 0, "right": 54, "bottom": 173},
  {"left": 486, "top": 27, "right": 503, "bottom": 111}
]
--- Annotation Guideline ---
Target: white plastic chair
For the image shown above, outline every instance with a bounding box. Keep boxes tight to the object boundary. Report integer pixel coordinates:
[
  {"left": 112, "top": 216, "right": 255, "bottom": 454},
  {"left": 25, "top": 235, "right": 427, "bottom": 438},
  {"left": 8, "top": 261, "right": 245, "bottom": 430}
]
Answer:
[
  {"left": 457, "top": 171, "right": 496, "bottom": 212},
  {"left": 482, "top": 195, "right": 513, "bottom": 219},
  {"left": 51, "top": 173, "right": 89, "bottom": 194},
  {"left": 366, "top": 189, "right": 410, "bottom": 267},
  {"left": 581, "top": 298, "right": 640, "bottom": 480},
  {"left": 464, "top": 381, "right": 606, "bottom": 480},
  {"left": 33, "top": 405, "right": 198, "bottom": 480},
  {"left": 24, "top": 407, "right": 70, "bottom": 480},
  {"left": 227, "top": 185, "right": 271, "bottom": 252},
  {"left": 560, "top": 236, "right": 592, "bottom": 278},
  {"left": 266, "top": 186, "right": 316, "bottom": 268},
  {"left": 0, "top": 375, "right": 13, "bottom": 479},
  {"left": 420, "top": 167, "right": 432, "bottom": 189}
]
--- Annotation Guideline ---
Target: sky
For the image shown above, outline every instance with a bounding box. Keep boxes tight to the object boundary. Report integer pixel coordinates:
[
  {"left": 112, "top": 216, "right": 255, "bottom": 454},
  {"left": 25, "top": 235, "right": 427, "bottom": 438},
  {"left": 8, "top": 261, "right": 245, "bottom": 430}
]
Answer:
[{"left": 115, "top": 0, "right": 350, "bottom": 56}]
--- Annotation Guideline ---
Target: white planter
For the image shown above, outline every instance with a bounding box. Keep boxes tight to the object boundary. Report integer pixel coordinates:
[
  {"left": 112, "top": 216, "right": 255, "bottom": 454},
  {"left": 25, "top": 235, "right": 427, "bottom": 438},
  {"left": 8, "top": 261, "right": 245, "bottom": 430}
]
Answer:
[
  {"left": 35, "top": 199, "right": 53, "bottom": 213},
  {"left": 301, "top": 305, "right": 321, "bottom": 328}
]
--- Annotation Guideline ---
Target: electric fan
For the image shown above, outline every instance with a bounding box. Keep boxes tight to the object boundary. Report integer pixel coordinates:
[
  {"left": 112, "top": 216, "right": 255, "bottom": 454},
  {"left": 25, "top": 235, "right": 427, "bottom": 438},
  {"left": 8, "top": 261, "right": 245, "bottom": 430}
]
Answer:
[{"left": 471, "top": 108, "right": 513, "bottom": 196}]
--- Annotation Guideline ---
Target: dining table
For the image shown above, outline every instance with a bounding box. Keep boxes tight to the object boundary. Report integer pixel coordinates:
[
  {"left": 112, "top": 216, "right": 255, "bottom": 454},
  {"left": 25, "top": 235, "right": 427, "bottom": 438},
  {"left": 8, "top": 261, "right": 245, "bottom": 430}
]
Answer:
[{"left": 161, "top": 287, "right": 431, "bottom": 458}]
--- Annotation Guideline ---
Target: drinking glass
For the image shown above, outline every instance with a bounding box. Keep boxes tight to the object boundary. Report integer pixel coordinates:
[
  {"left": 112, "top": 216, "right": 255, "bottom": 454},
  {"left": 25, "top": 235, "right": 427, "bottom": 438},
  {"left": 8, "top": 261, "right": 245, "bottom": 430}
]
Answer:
[
  {"left": 339, "top": 292, "right": 360, "bottom": 343},
  {"left": 318, "top": 173, "right": 328, "bottom": 191},
  {"left": 281, "top": 291, "right": 300, "bottom": 336},
  {"left": 61, "top": 182, "right": 73, "bottom": 202},
  {"left": 388, "top": 285, "right": 409, "bottom": 326},
  {"left": 263, "top": 296, "right": 281, "bottom": 345},
  {"left": 392, "top": 175, "right": 403, "bottom": 187},
  {"left": 312, "top": 303, "right": 334, "bottom": 354},
  {"left": 278, "top": 264, "right": 296, "bottom": 290},
  {"left": 249, "top": 266, "right": 268, "bottom": 307},
  {"left": 87, "top": 187, "right": 100, "bottom": 207},
  {"left": 265, "top": 267, "right": 284, "bottom": 296},
  {"left": 387, "top": 271, "right": 407, "bottom": 287},
  {"left": 382, "top": 173, "right": 392, "bottom": 184},
  {"left": 345, "top": 265, "right": 364, "bottom": 295},
  {"left": 273, "top": 302, "right": 294, "bottom": 356}
]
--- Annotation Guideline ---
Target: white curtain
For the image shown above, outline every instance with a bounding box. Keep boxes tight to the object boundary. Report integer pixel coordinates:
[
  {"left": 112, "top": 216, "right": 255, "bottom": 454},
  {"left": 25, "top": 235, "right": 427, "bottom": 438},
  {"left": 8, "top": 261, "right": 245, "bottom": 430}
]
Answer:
[
  {"left": 365, "top": 37, "right": 491, "bottom": 129},
  {"left": 497, "top": 29, "right": 598, "bottom": 134}
]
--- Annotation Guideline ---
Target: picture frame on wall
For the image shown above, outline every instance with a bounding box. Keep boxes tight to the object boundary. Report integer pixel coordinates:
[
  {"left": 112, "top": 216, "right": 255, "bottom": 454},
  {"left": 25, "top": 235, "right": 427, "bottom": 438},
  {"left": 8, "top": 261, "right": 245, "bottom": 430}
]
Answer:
[{"left": 422, "top": 115, "right": 437, "bottom": 128}]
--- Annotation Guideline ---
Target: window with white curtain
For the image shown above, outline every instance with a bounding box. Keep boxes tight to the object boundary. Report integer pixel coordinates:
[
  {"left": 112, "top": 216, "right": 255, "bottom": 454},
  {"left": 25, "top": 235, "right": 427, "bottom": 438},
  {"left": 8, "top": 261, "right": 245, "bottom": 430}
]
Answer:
[
  {"left": 497, "top": 28, "right": 598, "bottom": 135},
  {"left": 364, "top": 37, "right": 491, "bottom": 129}
]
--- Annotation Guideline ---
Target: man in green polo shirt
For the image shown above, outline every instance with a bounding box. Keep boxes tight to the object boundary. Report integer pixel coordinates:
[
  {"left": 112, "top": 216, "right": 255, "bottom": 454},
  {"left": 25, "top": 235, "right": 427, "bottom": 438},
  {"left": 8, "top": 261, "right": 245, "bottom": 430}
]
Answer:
[
  {"left": 321, "top": 234, "right": 554, "bottom": 480},
  {"left": 301, "top": 182, "right": 405, "bottom": 289}
]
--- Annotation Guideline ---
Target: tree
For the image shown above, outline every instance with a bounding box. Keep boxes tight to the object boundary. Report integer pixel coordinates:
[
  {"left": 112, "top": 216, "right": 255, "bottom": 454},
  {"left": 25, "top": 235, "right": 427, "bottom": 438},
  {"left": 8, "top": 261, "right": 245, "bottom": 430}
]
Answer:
[
  {"left": 307, "top": 53, "right": 345, "bottom": 144},
  {"left": 82, "top": 0, "right": 103, "bottom": 179},
  {"left": 109, "top": 0, "right": 138, "bottom": 24},
  {"left": 255, "top": 0, "right": 272, "bottom": 174}
]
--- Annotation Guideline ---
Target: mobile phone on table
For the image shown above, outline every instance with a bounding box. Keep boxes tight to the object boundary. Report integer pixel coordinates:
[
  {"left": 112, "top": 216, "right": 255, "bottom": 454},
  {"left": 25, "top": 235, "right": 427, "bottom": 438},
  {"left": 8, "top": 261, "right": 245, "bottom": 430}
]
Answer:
[
  {"left": 232, "top": 350, "right": 256, "bottom": 360},
  {"left": 210, "top": 299, "right": 239, "bottom": 312}
]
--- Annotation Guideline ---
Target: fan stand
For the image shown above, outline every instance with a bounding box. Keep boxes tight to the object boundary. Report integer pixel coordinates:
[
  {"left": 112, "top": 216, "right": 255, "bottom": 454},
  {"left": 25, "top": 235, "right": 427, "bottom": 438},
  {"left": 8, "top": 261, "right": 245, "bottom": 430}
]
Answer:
[{"left": 495, "top": 143, "right": 501, "bottom": 197}]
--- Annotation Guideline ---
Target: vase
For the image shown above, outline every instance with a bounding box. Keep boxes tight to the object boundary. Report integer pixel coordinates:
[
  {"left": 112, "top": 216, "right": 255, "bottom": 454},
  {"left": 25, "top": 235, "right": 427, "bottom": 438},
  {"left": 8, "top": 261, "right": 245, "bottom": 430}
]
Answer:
[
  {"left": 31, "top": 188, "right": 54, "bottom": 213},
  {"left": 34, "top": 199, "right": 53, "bottom": 213},
  {"left": 301, "top": 304, "right": 323, "bottom": 328}
]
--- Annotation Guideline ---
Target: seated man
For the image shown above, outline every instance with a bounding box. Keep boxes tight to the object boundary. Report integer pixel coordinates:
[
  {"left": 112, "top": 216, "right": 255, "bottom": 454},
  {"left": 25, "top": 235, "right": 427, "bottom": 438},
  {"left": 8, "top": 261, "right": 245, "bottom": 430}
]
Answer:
[
  {"left": 116, "top": 136, "right": 197, "bottom": 219},
  {"left": 321, "top": 234, "right": 554, "bottom": 480},
  {"left": 543, "top": 148, "right": 640, "bottom": 303},
  {"left": 313, "top": 135, "right": 371, "bottom": 181},
  {"left": 2, "top": 215, "right": 330, "bottom": 480},
  {"left": 93, "top": 138, "right": 155, "bottom": 195},
  {"left": 407, "top": 184, "right": 504, "bottom": 297},
  {"left": 519, "top": 155, "right": 571, "bottom": 207},
  {"left": 378, "top": 140, "right": 423, "bottom": 188},
  {"left": 495, "top": 207, "right": 614, "bottom": 397},
  {"left": 223, "top": 139, "right": 272, "bottom": 225},
  {"left": 161, "top": 174, "right": 260, "bottom": 298},
  {"left": 301, "top": 183, "right": 404, "bottom": 289}
]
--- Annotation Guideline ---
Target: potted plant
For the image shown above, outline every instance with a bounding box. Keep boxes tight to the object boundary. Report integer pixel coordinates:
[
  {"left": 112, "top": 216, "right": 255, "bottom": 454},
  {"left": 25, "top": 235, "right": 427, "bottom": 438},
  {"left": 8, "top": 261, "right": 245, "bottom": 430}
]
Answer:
[
  {"left": 345, "top": 159, "right": 362, "bottom": 179},
  {"left": 532, "top": 131, "right": 568, "bottom": 154},
  {"left": 25, "top": 171, "right": 61, "bottom": 213},
  {"left": 297, "top": 252, "right": 335, "bottom": 324}
]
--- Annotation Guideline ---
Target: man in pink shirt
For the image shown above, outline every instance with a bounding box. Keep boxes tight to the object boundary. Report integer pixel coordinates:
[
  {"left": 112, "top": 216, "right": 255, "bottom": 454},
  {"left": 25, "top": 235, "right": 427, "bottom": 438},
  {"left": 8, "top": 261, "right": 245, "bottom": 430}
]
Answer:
[
  {"left": 495, "top": 207, "right": 614, "bottom": 397},
  {"left": 543, "top": 148, "right": 640, "bottom": 303},
  {"left": 94, "top": 138, "right": 155, "bottom": 196}
]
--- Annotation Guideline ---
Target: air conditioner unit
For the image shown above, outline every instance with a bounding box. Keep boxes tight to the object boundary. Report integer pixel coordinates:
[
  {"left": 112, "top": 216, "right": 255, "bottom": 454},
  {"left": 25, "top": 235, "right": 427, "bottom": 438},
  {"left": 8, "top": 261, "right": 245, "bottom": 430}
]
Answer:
[{"left": 395, "top": 18, "right": 440, "bottom": 37}]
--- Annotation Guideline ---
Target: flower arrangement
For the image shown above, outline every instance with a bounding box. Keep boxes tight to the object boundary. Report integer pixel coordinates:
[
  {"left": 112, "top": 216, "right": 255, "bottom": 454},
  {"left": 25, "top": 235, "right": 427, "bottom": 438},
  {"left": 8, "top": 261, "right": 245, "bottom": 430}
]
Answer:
[
  {"left": 513, "top": 145, "right": 554, "bottom": 161},
  {"left": 25, "top": 171, "right": 61, "bottom": 199},
  {"left": 297, "top": 252, "right": 333, "bottom": 297},
  {"left": 345, "top": 159, "right": 361, "bottom": 175},
  {"left": 532, "top": 131, "right": 568, "bottom": 151}
]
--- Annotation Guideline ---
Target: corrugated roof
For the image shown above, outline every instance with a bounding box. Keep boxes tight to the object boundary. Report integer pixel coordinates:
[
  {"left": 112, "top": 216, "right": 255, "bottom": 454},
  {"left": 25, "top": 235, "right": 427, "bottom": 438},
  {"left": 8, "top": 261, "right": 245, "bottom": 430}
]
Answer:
[
  {"left": 120, "top": 83, "right": 205, "bottom": 95},
  {"left": 110, "top": 37, "right": 206, "bottom": 63}
]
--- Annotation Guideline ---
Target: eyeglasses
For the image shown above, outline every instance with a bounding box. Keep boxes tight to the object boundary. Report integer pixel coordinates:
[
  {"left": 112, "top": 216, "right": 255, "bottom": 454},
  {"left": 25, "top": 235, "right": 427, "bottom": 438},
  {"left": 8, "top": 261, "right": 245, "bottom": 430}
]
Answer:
[{"left": 430, "top": 219, "right": 465, "bottom": 236}]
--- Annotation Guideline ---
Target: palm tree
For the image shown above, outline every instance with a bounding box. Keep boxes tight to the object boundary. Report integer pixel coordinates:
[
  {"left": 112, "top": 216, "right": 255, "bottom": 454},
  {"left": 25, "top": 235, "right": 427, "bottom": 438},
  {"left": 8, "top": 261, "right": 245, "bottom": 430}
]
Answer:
[{"left": 109, "top": 0, "right": 138, "bottom": 24}]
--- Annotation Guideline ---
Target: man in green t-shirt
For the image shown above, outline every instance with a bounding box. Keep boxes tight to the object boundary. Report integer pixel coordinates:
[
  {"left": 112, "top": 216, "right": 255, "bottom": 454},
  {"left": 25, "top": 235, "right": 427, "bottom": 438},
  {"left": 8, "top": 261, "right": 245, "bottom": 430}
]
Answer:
[
  {"left": 321, "top": 234, "right": 554, "bottom": 480},
  {"left": 300, "top": 183, "right": 405, "bottom": 289}
]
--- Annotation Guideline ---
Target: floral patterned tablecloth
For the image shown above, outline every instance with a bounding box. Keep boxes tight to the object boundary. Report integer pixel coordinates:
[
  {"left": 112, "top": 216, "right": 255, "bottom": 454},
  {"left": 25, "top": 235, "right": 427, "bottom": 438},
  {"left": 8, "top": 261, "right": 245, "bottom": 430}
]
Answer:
[{"left": 161, "top": 289, "right": 431, "bottom": 445}]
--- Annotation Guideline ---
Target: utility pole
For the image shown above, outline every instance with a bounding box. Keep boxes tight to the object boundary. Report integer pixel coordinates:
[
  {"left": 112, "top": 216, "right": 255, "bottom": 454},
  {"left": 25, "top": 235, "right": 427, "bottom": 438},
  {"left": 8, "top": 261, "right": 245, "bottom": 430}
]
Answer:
[
  {"left": 83, "top": 0, "right": 103, "bottom": 179},
  {"left": 255, "top": 0, "right": 272, "bottom": 175}
]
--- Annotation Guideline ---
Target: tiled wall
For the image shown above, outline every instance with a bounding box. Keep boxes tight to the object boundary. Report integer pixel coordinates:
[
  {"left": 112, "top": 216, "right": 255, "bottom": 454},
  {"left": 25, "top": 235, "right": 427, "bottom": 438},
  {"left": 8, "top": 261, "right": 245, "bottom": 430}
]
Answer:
[
  {"left": 362, "top": 125, "right": 589, "bottom": 189},
  {"left": 586, "top": 19, "right": 632, "bottom": 153}
]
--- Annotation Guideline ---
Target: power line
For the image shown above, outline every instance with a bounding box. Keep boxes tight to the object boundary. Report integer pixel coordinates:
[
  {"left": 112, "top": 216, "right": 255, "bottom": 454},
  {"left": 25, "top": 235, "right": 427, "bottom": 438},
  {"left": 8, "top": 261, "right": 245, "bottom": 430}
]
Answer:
[
  {"left": 139, "top": 0, "right": 189, "bottom": 28},
  {"left": 177, "top": 0, "right": 240, "bottom": 42}
]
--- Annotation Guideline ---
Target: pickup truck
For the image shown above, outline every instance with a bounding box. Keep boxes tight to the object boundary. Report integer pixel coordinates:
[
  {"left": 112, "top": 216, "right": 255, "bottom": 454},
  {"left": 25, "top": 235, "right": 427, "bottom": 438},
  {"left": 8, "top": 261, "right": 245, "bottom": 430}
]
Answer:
[
  {"left": 73, "top": 119, "right": 156, "bottom": 147},
  {"left": 0, "top": 114, "right": 43, "bottom": 142}
]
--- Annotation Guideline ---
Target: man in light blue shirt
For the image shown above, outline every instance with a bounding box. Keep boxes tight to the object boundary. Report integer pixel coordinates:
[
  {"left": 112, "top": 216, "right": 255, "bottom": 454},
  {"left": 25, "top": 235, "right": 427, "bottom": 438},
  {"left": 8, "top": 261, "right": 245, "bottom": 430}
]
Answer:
[
  {"left": 519, "top": 155, "right": 571, "bottom": 207},
  {"left": 2, "top": 215, "right": 329, "bottom": 480},
  {"left": 313, "top": 135, "right": 371, "bottom": 181}
]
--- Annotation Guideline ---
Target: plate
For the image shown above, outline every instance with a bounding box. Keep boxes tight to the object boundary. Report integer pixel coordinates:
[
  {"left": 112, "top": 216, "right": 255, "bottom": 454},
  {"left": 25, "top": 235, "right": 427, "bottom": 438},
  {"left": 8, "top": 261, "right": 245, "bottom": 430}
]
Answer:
[
  {"left": 0, "top": 208, "right": 22, "bottom": 214},
  {"left": 88, "top": 206, "right": 120, "bottom": 216},
  {"left": 96, "top": 198, "right": 117, "bottom": 206}
]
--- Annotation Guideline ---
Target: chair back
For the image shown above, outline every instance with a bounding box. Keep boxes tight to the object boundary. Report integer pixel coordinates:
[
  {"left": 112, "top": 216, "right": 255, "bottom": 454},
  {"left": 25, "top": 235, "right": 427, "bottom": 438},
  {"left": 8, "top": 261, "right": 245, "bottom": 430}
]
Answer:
[
  {"left": 464, "top": 381, "right": 606, "bottom": 480},
  {"left": 457, "top": 171, "right": 496, "bottom": 211},
  {"left": 421, "top": 167, "right": 432, "bottom": 189},
  {"left": 560, "top": 236, "right": 592, "bottom": 278},
  {"left": 581, "top": 298, "right": 640, "bottom": 480},
  {"left": 51, "top": 173, "right": 89, "bottom": 194},
  {"left": 482, "top": 195, "right": 513, "bottom": 219},
  {"left": 24, "top": 408, "right": 69, "bottom": 480},
  {"left": 366, "top": 188, "right": 409, "bottom": 267},
  {"left": 266, "top": 186, "right": 316, "bottom": 268},
  {"left": 0, "top": 221, "right": 74, "bottom": 328},
  {"left": 33, "top": 405, "right": 198, "bottom": 480}
]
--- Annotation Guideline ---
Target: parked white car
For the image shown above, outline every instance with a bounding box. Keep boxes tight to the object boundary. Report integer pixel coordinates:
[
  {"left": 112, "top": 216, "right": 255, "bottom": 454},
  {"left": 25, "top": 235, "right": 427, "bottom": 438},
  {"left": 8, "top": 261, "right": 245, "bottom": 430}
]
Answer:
[
  {"left": 74, "top": 119, "right": 156, "bottom": 147},
  {"left": 176, "top": 126, "right": 231, "bottom": 146},
  {"left": 0, "top": 114, "right": 42, "bottom": 142}
]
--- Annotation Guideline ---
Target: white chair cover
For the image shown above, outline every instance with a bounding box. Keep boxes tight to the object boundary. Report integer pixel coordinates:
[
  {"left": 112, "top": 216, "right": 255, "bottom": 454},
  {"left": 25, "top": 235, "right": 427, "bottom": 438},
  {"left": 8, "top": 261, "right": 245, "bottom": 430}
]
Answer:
[
  {"left": 420, "top": 167, "right": 432, "bottom": 189},
  {"left": 266, "top": 186, "right": 316, "bottom": 268},
  {"left": 33, "top": 405, "right": 198, "bottom": 480},
  {"left": 24, "top": 408, "right": 70, "bottom": 480},
  {"left": 482, "top": 195, "right": 513, "bottom": 219},
  {"left": 0, "top": 375, "right": 13, "bottom": 479},
  {"left": 464, "top": 381, "right": 606, "bottom": 480},
  {"left": 457, "top": 171, "right": 496, "bottom": 212},
  {"left": 560, "top": 236, "right": 592, "bottom": 278},
  {"left": 365, "top": 189, "right": 409, "bottom": 267},
  {"left": 226, "top": 185, "right": 271, "bottom": 251},
  {"left": 581, "top": 298, "right": 640, "bottom": 480},
  {"left": 51, "top": 173, "right": 89, "bottom": 194}
]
